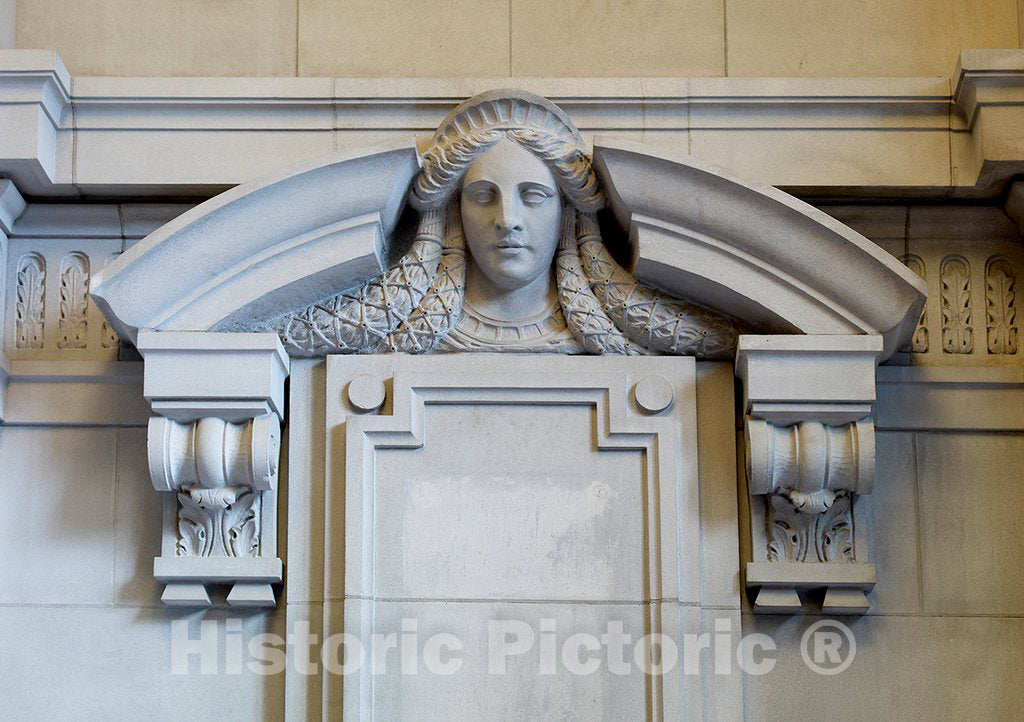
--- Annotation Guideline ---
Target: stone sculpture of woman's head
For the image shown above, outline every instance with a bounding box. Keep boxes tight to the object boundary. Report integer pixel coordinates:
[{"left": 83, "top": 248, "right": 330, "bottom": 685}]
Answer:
[{"left": 278, "top": 89, "right": 736, "bottom": 357}]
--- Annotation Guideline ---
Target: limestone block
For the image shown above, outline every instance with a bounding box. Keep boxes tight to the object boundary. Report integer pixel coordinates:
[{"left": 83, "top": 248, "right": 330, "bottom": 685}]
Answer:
[
  {"left": 0, "top": 427, "right": 117, "bottom": 604},
  {"left": 119, "top": 203, "right": 194, "bottom": 248},
  {"left": 298, "top": 0, "right": 509, "bottom": 77},
  {"left": 743, "top": 614, "right": 1024, "bottom": 719},
  {"left": 876, "top": 366, "right": 1024, "bottom": 431},
  {"left": 510, "top": 0, "right": 724, "bottom": 76},
  {"left": 917, "top": 432, "right": 1024, "bottom": 615},
  {"left": 2, "top": 361, "right": 150, "bottom": 426},
  {"left": 818, "top": 204, "right": 909, "bottom": 244},
  {"left": 695, "top": 362, "right": 742, "bottom": 609},
  {"left": 16, "top": 0, "right": 297, "bottom": 76},
  {"left": 862, "top": 432, "right": 922, "bottom": 615},
  {"left": 11, "top": 202, "right": 121, "bottom": 238},
  {"left": 688, "top": 126, "right": 952, "bottom": 189},
  {"left": 112, "top": 427, "right": 162, "bottom": 606},
  {"left": 353, "top": 600, "right": 648, "bottom": 721},
  {"left": 0, "top": 606, "right": 283, "bottom": 719},
  {"left": 282, "top": 359, "right": 327, "bottom": 606},
  {"left": 726, "top": 0, "right": 1017, "bottom": 77},
  {"left": 0, "top": 0, "right": 13, "bottom": 49}
]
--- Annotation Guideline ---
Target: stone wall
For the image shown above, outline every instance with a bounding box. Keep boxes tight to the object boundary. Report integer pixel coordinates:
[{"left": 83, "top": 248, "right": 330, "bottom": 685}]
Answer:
[
  {"left": 10, "top": 0, "right": 1023, "bottom": 78},
  {"left": 1, "top": 200, "right": 1020, "bottom": 716}
]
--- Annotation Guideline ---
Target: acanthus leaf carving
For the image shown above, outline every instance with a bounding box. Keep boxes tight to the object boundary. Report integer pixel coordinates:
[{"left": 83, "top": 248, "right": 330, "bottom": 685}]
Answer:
[
  {"left": 766, "top": 490, "right": 855, "bottom": 563},
  {"left": 15, "top": 252, "right": 46, "bottom": 349},
  {"left": 176, "top": 485, "right": 260, "bottom": 558},
  {"left": 57, "top": 251, "right": 90, "bottom": 350},
  {"left": 985, "top": 257, "right": 1017, "bottom": 355},
  {"left": 941, "top": 255, "right": 973, "bottom": 354}
]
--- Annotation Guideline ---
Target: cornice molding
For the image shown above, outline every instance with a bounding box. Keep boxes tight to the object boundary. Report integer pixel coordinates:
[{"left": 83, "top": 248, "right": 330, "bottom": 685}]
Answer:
[{"left": 1, "top": 49, "right": 1023, "bottom": 198}]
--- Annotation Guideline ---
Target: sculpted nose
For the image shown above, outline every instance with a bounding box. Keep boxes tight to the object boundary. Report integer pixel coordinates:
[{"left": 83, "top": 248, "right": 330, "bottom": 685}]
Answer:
[{"left": 495, "top": 196, "right": 524, "bottom": 234}]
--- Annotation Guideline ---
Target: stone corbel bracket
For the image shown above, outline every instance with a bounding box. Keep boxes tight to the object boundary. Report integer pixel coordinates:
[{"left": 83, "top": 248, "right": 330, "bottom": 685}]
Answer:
[
  {"left": 736, "top": 334, "right": 882, "bottom": 615},
  {"left": 138, "top": 330, "right": 289, "bottom": 607}
]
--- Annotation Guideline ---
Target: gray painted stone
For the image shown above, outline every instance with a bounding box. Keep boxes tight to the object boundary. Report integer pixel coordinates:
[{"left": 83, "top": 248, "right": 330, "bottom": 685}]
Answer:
[
  {"left": 0, "top": 427, "right": 117, "bottom": 605},
  {"left": 917, "top": 431, "right": 1024, "bottom": 615},
  {"left": 742, "top": 613, "right": 1024, "bottom": 721}
]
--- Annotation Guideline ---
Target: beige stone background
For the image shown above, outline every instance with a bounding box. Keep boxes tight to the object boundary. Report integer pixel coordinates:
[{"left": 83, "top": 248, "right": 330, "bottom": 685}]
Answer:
[{"left": 7, "top": 0, "right": 1024, "bottom": 78}]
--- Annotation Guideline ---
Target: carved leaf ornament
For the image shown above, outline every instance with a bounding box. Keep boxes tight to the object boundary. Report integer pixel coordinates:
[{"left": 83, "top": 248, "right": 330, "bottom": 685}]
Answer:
[
  {"left": 941, "top": 256, "right": 973, "bottom": 354},
  {"left": 58, "top": 252, "right": 90, "bottom": 350},
  {"left": 274, "top": 91, "right": 737, "bottom": 359},
  {"left": 15, "top": 252, "right": 46, "bottom": 349},
  {"left": 986, "top": 257, "right": 1017, "bottom": 355}
]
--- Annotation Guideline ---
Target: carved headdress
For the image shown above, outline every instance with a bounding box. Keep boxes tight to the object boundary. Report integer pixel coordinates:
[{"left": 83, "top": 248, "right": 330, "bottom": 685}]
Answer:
[{"left": 276, "top": 90, "right": 737, "bottom": 357}]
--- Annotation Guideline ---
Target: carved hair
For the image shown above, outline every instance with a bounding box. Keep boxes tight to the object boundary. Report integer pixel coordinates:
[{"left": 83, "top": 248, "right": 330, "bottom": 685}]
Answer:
[
  {"left": 411, "top": 128, "right": 604, "bottom": 213},
  {"left": 275, "top": 90, "right": 737, "bottom": 358}
]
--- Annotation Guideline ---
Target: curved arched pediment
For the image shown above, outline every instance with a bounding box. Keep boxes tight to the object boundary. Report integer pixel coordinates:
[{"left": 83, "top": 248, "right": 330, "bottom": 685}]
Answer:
[
  {"left": 92, "top": 136, "right": 924, "bottom": 359},
  {"left": 592, "top": 138, "right": 926, "bottom": 359},
  {"left": 92, "top": 140, "right": 421, "bottom": 344}
]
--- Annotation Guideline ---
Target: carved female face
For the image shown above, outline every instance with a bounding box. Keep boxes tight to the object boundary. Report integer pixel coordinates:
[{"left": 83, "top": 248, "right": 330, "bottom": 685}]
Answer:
[{"left": 460, "top": 138, "right": 562, "bottom": 291}]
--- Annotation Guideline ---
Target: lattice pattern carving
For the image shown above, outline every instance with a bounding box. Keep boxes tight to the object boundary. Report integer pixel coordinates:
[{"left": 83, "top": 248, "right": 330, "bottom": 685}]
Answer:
[
  {"left": 576, "top": 213, "right": 737, "bottom": 359},
  {"left": 278, "top": 208, "right": 444, "bottom": 356},
  {"left": 555, "top": 209, "right": 644, "bottom": 355}
]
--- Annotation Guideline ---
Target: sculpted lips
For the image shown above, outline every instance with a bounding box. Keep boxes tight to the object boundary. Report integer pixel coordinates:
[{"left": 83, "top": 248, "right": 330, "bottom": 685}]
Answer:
[{"left": 496, "top": 234, "right": 528, "bottom": 249}]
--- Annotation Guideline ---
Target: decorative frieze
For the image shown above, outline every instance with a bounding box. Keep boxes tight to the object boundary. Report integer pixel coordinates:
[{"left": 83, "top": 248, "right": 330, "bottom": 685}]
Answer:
[
  {"left": 897, "top": 245, "right": 1022, "bottom": 365},
  {"left": 6, "top": 243, "right": 121, "bottom": 360}
]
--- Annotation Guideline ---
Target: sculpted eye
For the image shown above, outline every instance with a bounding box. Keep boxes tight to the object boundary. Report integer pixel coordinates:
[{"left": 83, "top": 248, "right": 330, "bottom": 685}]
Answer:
[
  {"left": 521, "top": 188, "right": 553, "bottom": 206},
  {"left": 470, "top": 189, "right": 496, "bottom": 204}
]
